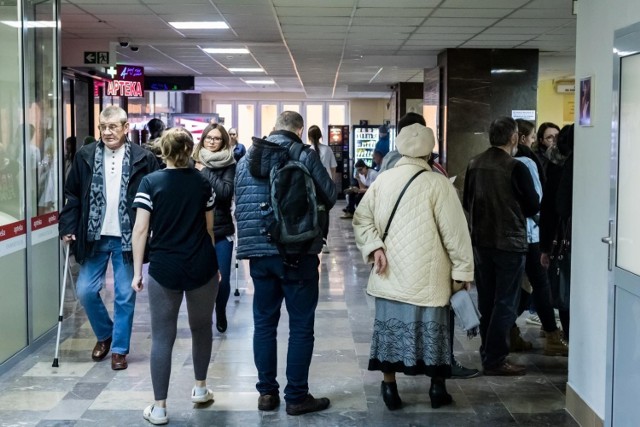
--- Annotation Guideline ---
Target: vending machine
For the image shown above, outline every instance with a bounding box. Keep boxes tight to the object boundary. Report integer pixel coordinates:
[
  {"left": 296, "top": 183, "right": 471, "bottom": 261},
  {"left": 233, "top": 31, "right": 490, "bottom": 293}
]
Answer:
[
  {"left": 327, "top": 124, "right": 350, "bottom": 199},
  {"left": 352, "top": 125, "right": 381, "bottom": 168}
]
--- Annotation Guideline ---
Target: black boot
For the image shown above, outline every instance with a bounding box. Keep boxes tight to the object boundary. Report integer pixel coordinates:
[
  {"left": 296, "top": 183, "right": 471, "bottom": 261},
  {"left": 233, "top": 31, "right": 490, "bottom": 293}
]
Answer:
[
  {"left": 216, "top": 308, "right": 228, "bottom": 333},
  {"left": 380, "top": 381, "right": 402, "bottom": 410},
  {"left": 429, "top": 378, "right": 453, "bottom": 409}
]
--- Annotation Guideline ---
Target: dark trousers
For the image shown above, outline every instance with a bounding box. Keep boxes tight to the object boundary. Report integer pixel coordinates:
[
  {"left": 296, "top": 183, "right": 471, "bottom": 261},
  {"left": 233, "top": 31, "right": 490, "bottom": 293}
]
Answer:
[
  {"left": 345, "top": 192, "right": 363, "bottom": 214},
  {"left": 520, "top": 243, "right": 558, "bottom": 332},
  {"left": 249, "top": 255, "right": 320, "bottom": 404},
  {"left": 474, "top": 247, "right": 525, "bottom": 369}
]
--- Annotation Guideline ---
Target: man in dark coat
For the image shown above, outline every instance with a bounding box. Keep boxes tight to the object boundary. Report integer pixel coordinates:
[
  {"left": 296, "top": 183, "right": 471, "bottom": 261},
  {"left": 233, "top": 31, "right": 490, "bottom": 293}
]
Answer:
[
  {"left": 463, "top": 117, "right": 540, "bottom": 376},
  {"left": 59, "top": 106, "right": 158, "bottom": 370}
]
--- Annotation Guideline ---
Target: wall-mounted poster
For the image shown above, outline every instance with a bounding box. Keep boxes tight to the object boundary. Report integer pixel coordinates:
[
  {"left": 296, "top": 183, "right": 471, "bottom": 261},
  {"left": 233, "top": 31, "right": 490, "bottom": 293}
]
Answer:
[{"left": 579, "top": 76, "right": 593, "bottom": 126}]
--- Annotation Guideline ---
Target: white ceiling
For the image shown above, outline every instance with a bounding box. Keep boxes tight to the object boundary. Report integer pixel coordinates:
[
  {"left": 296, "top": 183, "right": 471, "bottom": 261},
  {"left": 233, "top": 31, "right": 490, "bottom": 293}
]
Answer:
[{"left": 61, "top": 0, "right": 577, "bottom": 98}]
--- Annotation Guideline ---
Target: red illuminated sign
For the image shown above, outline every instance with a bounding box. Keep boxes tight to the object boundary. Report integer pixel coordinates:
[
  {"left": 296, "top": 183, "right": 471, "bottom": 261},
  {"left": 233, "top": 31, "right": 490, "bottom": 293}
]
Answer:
[{"left": 106, "top": 65, "right": 145, "bottom": 97}]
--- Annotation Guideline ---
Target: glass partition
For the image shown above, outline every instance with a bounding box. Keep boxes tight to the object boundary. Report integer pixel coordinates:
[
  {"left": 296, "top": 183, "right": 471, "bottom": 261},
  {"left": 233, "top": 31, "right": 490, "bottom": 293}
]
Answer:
[
  {"left": 0, "top": 0, "right": 28, "bottom": 362},
  {"left": 24, "top": 0, "right": 61, "bottom": 339}
]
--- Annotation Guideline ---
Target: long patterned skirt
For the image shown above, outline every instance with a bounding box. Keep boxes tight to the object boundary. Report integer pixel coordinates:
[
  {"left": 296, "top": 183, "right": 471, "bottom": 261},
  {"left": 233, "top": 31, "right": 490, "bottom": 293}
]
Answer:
[{"left": 368, "top": 297, "right": 451, "bottom": 378}]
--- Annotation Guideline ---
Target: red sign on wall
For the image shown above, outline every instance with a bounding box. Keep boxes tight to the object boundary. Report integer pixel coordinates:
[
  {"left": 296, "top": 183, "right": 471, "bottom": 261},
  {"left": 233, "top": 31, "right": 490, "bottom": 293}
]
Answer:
[
  {"left": 106, "top": 65, "right": 145, "bottom": 97},
  {"left": 0, "top": 220, "right": 27, "bottom": 243},
  {"left": 31, "top": 212, "right": 59, "bottom": 231}
]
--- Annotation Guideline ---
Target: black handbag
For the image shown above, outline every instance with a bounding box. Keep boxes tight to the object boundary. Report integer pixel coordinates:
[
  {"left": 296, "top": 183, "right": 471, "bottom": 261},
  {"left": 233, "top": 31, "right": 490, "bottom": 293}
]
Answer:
[{"left": 548, "top": 218, "right": 571, "bottom": 310}]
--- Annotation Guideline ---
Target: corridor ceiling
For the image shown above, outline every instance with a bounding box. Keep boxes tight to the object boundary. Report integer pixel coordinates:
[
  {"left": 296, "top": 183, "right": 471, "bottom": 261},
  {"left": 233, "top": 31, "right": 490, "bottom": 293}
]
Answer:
[{"left": 61, "top": 0, "right": 577, "bottom": 98}]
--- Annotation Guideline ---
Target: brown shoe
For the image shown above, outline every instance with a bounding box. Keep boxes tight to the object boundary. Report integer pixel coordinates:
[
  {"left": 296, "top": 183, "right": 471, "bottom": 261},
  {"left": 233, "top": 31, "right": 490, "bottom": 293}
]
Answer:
[
  {"left": 111, "top": 353, "right": 128, "bottom": 370},
  {"left": 91, "top": 337, "right": 112, "bottom": 361},
  {"left": 483, "top": 361, "right": 527, "bottom": 376},
  {"left": 285, "top": 394, "right": 330, "bottom": 416},
  {"left": 544, "top": 329, "right": 569, "bottom": 356},
  {"left": 257, "top": 393, "right": 280, "bottom": 411},
  {"left": 509, "top": 326, "right": 533, "bottom": 352}
]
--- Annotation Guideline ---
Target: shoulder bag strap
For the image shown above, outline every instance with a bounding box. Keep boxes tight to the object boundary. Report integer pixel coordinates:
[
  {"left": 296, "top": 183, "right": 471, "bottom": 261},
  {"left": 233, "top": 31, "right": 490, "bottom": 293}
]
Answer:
[{"left": 381, "top": 169, "right": 427, "bottom": 242}]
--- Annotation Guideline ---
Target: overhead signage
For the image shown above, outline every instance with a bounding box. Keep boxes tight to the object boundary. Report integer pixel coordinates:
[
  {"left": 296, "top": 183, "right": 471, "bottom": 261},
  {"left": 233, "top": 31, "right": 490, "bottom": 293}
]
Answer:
[
  {"left": 145, "top": 75, "right": 195, "bottom": 91},
  {"left": 84, "top": 51, "right": 109, "bottom": 64},
  {"left": 106, "top": 65, "right": 145, "bottom": 97}
]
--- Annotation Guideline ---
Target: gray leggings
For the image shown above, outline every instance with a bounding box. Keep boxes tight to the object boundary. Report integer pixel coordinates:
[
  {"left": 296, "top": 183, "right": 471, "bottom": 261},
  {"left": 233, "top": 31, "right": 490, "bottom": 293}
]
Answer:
[{"left": 148, "top": 274, "right": 218, "bottom": 401}]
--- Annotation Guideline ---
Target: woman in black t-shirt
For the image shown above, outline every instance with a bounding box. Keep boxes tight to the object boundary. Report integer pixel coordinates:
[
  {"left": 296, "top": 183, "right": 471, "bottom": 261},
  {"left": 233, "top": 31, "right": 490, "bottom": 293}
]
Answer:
[
  {"left": 131, "top": 127, "right": 218, "bottom": 425},
  {"left": 192, "top": 123, "right": 236, "bottom": 334}
]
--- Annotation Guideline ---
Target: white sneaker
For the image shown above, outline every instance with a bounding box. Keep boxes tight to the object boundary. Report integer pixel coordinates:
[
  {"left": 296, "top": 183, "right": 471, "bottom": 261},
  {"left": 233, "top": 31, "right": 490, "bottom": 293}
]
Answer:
[
  {"left": 143, "top": 405, "right": 168, "bottom": 425},
  {"left": 526, "top": 313, "right": 542, "bottom": 326},
  {"left": 192, "top": 387, "right": 214, "bottom": 404}
]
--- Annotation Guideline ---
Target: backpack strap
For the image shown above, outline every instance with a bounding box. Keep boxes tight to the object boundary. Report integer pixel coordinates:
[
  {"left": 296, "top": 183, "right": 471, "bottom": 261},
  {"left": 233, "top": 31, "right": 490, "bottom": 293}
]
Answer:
[
  {"left": 381, "top": 169, "right": 427, "bottom": 242},
  {"left": 288, "top": 141, "right": 305, "bottom": 161}
]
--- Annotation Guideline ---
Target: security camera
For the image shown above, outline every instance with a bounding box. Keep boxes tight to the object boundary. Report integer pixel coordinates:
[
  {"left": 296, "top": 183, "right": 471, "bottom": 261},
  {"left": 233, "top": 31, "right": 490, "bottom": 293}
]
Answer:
[
  {"left": 118, "top": 38, "right": 129, "bottom": 48},
  {"left": 130, "top": 46, "right": 139, "bottom": 52}
]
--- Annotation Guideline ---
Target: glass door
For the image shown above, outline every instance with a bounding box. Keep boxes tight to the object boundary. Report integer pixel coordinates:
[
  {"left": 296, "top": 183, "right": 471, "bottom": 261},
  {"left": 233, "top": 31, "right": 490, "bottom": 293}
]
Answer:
[{"left": 605, "top": 23, "right": 640, "bottom": 426}]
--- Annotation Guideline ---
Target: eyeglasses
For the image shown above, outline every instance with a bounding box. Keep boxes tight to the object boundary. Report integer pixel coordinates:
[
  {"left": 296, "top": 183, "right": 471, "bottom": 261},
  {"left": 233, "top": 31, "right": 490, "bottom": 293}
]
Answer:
[
  {"left": 98, "top": 123, "right": 124, "bottom": 132},
  {"left": 204, "top": 136, "right": 223, "bottom": 142},
  {"left": 544, "top": 135, "right": 558, "bottom": 142}
]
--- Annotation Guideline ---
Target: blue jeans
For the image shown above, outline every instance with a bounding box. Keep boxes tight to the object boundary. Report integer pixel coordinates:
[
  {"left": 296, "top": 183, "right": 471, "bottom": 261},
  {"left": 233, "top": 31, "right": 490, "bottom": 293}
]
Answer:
[
  {"left": 249, "top": 255, "right": 319, "bottom": 404},
  {"left": 473, "top": 246, "right": 525, "bottom": 369},
  {"left": 76, "top": 236, "right": 135, "bottom": 355},
  {"left": 215, "top": 237, "right": 233, "bottom": 313}
]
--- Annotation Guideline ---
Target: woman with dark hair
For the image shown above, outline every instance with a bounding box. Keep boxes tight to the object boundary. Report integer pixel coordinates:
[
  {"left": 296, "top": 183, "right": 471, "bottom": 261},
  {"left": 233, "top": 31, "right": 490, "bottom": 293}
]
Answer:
[
  {"left": 131, "top": 127, "right": 219, "bottom": 424},
  {"left": 307, "top": 125, "right": 336, "bottom": 253},
  {"left": 144, "top": 118, "right": 166, "bottom": 167},
  {"left": 534, "top": 122, "right": 560, "bottom": 173},
  {"left": 540, "top": 124, "right": 574, "bottom": 343},
  {"left": 193, "top": 123, "right": 236, "bottom": 333},
  {"left": 64, "top": 136, "right": 77, "bottom": 179},
  {"left": 516, "top": 119, "right": 545, "bottom": 186}
]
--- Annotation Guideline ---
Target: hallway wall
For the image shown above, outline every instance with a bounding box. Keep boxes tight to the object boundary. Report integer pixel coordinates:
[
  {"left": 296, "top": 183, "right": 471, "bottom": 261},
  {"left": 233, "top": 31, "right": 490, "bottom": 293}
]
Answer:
[{"left": 571, "top": 0, "right": 640, "bottom": 420}]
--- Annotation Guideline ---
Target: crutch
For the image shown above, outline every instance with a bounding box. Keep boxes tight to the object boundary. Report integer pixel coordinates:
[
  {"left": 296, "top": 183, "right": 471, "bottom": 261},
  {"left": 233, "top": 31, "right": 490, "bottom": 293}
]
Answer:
[
  {"left": 52, "top": 243, "right": 71, "bottom": 367},
  {"left": 233, "top": 237, "right": 240, "bottom": 297}
]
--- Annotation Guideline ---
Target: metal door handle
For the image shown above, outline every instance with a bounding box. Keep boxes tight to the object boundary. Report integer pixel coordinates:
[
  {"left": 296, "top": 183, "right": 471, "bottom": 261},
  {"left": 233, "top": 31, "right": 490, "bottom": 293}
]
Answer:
[{"left": 603, "top": 220, "right": 614, "bottom": 271}]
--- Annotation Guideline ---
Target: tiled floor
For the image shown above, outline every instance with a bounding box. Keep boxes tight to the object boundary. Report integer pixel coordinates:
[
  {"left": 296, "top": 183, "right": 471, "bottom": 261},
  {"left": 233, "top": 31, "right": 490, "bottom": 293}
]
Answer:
[{"left": 0, "top": 201, "right": 578, "bottom": 426}]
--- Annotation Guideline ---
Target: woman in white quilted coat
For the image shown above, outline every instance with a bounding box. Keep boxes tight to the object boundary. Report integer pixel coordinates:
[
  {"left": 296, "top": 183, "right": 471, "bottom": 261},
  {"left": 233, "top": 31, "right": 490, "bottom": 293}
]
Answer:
[{"left": 353, "top": 123, "right": 474, "bottom": 411}]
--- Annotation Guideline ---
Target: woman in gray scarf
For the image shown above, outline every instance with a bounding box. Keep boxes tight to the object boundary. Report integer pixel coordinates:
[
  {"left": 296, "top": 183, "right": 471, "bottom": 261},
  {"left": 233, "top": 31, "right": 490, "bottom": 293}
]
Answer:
[{"left": 193, "top": 123, "right": 236, "bottom": 333}]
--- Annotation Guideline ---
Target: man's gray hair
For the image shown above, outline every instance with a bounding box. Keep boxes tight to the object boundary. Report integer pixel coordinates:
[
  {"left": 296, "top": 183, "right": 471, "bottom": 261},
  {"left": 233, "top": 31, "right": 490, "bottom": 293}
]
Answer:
[
  {"left": 274, "top": 111, "right": 304, "bottom": 133},
  {"left": 100, "top": 105, "right": 128, "bottom": 124}
]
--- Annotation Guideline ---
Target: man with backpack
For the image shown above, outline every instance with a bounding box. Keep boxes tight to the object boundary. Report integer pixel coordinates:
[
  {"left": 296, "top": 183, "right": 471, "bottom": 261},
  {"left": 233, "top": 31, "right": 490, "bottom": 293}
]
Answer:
[{"left": 234, "top": 111, "right": 337, "bottom": 415}]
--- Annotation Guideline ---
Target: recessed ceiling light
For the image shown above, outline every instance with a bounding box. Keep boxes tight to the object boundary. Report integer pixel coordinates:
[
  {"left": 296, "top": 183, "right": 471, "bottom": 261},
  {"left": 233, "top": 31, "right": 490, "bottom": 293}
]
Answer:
[
  {"left": 202, "top": 48, "right": 250, "bottom": 54},
  {"left": 244, "top": 79, "right": 275, "bottom": 85},
  {"left": 229, "top": 68, "right": 265, "bottom": 73},
  {"left": 169, "top": 21, "right": 228, "bottom": 30}
]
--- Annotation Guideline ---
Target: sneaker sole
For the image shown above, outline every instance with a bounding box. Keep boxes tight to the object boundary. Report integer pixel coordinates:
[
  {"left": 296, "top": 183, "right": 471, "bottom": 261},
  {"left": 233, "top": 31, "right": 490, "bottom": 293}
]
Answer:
[{"left": 192, "top": 392, "right": 214, "bottom": 404}]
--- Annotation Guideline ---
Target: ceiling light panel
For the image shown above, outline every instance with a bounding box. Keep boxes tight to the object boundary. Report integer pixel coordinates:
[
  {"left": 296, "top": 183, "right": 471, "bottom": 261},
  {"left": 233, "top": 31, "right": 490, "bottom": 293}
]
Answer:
[
  {"left": 244, "top": 79, "right": 275, "bottom": 84},
  {"left": 202, "top": 48, "right": 250, "bottom": 54},
  {"left": 229, "top": 68, "right": 265, "bottom": 72},
  {"left": 169, "top": 21, "right": 229, "bottom": 29}
]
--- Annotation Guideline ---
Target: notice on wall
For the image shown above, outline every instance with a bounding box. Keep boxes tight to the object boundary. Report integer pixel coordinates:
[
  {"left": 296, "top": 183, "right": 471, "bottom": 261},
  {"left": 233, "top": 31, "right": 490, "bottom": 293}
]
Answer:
[{"left": 511, "top": 110, "right": 536, "bottom": 121}]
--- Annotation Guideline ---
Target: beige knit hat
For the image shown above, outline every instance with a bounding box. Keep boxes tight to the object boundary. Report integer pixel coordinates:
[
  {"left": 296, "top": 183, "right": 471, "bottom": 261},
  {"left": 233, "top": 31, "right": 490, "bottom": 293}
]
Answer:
[{"left": 395, "top": 123, "right": 435, "bottom": 158}]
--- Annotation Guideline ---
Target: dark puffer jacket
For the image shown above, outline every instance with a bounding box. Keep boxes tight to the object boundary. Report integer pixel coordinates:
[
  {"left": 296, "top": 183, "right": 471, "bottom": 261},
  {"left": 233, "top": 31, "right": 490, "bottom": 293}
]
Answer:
[
  {"left": 58, "top": 141, "right": 159, "bottom": 264},
  {"left": 234, "top": 130, "right": 337, "bottom": 259}
]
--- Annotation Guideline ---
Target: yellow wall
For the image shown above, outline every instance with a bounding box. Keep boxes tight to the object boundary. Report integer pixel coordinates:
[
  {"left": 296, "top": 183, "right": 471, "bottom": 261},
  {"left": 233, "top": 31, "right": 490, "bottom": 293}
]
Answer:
[
  {"left": 349, "top": 99, "right": 388, "bottom": 125},
  {"left": 537, "top": 79, "right": 575, "bottom": 127}
]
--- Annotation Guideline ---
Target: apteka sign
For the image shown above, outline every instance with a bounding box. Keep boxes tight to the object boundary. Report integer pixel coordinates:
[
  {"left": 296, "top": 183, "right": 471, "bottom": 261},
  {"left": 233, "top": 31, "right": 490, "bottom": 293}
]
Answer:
[{"left": 106, "top": 65, "right": 145, "bottom": 97}]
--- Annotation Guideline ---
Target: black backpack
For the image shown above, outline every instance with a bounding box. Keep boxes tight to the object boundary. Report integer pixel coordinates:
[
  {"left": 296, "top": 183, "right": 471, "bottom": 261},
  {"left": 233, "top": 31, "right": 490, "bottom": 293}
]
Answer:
[{"left": 267, "top": 143, "right": 324, "bottom": 264}]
